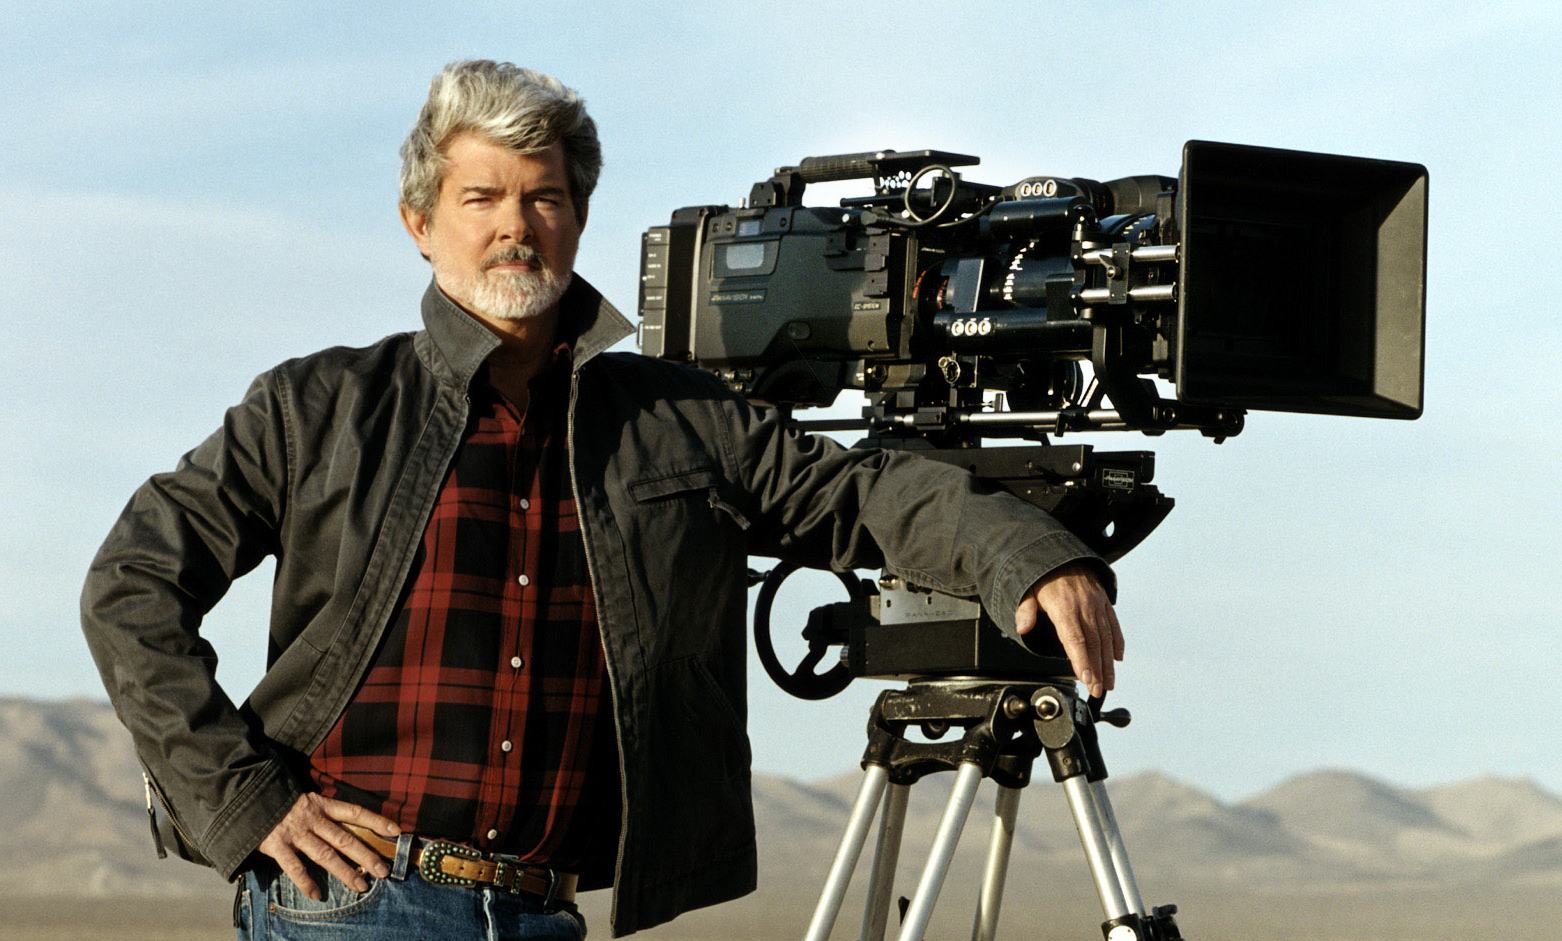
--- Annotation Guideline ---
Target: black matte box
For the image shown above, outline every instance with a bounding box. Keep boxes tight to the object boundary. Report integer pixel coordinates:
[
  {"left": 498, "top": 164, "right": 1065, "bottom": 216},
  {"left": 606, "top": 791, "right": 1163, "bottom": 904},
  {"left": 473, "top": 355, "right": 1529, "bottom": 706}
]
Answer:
[{"left": 1174, "top": 140, "right": 1428, "bottom": 419}]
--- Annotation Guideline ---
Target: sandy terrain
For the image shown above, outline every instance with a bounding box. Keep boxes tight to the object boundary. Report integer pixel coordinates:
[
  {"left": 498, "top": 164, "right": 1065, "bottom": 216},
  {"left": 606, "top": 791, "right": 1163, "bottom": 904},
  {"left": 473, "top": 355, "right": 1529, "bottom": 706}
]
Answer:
[{"left": 5, "top": 883, "right": 1561, "bottom": 940}]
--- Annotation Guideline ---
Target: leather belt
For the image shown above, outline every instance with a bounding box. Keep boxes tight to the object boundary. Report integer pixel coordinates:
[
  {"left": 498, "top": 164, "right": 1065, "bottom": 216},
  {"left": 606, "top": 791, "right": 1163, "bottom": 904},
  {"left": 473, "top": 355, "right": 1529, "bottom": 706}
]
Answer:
[{"left": 344, "top": 823, "right": 578, "bottom": 904}]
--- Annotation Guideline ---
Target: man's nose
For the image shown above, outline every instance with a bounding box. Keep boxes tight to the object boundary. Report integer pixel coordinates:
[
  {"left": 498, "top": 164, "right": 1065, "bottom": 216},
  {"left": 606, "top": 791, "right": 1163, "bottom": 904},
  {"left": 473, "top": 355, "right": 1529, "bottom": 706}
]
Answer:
[{"left": 496, "top": 201, "right": 532, "bottom": 243}]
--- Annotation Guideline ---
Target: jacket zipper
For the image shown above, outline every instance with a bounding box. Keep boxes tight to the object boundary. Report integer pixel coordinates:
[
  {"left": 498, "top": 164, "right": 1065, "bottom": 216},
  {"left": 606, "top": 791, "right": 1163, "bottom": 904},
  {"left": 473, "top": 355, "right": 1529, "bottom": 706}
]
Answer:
[
  {"left": 566, "top": 369, "right": 631, "bottom": 915},
  {"left": 707, "top": 488, "right": 751, "bottom": 530},
  {"left": 142, "top": 765, "right": 199, "bottom": 857},
  {"left": 143, "top": 772, "right": 166, "bottom": 858}
]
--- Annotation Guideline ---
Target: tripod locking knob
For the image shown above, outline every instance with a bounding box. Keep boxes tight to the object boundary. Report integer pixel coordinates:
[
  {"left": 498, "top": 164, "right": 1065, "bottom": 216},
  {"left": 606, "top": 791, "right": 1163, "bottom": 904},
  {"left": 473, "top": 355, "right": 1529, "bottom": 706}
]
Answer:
[
  {"left": 1031, "top": 691, "right": 1064, "bottom": 720},
  {"left": 1097, "top": 707, "right": 1132, "bottom": 729},
  {"left": 1085, "top": 694, "right": 1133, "bottom": 729}
]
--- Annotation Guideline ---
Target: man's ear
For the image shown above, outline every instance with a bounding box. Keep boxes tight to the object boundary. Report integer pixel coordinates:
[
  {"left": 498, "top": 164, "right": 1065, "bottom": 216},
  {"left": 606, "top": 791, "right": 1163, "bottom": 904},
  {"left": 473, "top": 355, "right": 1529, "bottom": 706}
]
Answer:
[
  {"left": 399, "top": 203, "right": 432, "bottom": 261},
  {"left": 576, "top": 199, "right": 589, "bottom": 234}
]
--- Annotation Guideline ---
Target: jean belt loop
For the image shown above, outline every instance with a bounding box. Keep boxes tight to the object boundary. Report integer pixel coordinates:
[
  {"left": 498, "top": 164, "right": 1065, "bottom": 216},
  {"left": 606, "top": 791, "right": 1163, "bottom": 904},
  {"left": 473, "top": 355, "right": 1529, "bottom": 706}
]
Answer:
[{"left": 391, "top": 831, "right": 415, "bottom": 881}]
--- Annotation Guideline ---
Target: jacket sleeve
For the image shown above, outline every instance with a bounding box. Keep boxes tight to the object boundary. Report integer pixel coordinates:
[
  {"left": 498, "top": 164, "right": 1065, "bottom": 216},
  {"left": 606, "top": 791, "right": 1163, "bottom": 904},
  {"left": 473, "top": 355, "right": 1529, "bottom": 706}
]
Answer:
[
  {"left": 80, "top": 369, "right": 306, "bottom": 879},
  {"left": 713, "top": 390, "right": 1115, "bottom": 637}
]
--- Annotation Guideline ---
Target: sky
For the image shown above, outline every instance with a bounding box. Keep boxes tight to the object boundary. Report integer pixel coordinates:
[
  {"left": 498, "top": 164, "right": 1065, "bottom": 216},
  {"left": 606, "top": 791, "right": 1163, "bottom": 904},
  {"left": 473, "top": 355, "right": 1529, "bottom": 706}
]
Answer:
[{"left": 2, "top": 1, "right": 1559, "bottom": 805}]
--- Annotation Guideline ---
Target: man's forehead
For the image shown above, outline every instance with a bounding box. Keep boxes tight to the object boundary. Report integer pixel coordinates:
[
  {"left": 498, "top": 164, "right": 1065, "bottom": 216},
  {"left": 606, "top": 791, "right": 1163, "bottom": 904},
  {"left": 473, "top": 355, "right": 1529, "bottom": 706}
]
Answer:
[
  {"left": 438, "top": 154, "right": 568, "bottom": 206},
  {"left": 443, "top": 134, "right": 568, "bottom": 179}
]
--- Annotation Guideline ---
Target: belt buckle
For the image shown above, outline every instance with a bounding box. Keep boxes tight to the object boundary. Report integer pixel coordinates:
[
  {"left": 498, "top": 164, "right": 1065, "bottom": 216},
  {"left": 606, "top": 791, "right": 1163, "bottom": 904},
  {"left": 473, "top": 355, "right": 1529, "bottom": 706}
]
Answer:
[{"left": 419, "top": 838, "right": 483, "bottom": 888}]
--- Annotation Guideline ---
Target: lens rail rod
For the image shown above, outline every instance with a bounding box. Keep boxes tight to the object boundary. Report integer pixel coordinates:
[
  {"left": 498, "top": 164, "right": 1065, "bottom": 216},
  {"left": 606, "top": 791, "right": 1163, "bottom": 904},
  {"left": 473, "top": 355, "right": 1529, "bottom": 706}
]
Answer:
[
  {"left": 1078, "top": 284, "right": 1177, "bottom": 304},
  {"left": 794, "top": 406, "right": 1242, "bottom": 436},
  {"left": 1079, "top": 244, "right": 1179, "bottom": 267}
]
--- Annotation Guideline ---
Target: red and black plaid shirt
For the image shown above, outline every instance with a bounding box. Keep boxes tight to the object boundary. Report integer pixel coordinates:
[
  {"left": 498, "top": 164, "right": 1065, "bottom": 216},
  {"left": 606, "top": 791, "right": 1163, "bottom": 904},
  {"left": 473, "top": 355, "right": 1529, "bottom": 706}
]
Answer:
[{"left": 309, "top": 347, "right": 619, "bottom": 870}]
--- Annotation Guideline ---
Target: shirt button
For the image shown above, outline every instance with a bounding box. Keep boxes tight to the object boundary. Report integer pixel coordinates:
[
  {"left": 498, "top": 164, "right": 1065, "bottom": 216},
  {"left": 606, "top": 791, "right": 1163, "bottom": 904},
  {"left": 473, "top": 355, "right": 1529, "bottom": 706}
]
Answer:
[
  {"left": 500, "top": 740, "right": 513, "bottom": 753},
  {"left": 510, "top": 656, "right": 524, "bottom": 669},
  {"left": 487, "top": 829, "right": 499, "bottom": 840},
  {"left": 516, "top": 574, "right": 530, "bottom": 587},
  {"left": 519, "top": 498, "right": 530, "bottom": 510}
]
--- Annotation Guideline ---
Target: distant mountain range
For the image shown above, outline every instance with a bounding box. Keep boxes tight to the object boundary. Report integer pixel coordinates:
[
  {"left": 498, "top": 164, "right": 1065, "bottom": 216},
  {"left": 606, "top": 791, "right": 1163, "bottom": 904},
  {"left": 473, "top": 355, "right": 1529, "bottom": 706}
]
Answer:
[{"left": 4, "top": 695, "right": 1561, "bottom": 905}]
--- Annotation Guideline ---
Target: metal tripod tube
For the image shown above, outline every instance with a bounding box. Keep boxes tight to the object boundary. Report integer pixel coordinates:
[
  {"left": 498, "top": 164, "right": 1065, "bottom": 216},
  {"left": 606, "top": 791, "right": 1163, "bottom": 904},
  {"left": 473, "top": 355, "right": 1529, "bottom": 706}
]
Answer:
[
  {"left": 896, "top": 761, "right": 985, "bottom": 941},
  {"left": 1089, "top": 780, "right": 1146, "bottom": 915},
  {"left": 1061, "top": 775, "right": 1131, "bottom": 920},
  {"left": 970, "top": 785, "right": 1022, "bottom": 941},
  {"left": 860, "top": 783, "right": 910, "bottom": 941},
  {"left": 804, "top": 764, "right": 889, "bottom": 941}
]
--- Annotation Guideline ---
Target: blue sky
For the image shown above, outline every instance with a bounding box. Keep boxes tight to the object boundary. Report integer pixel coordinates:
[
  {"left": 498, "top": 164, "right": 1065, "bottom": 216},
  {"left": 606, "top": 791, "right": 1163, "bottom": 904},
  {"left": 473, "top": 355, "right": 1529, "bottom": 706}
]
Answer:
[{"left": 3, "top": 1, "right": 1559, "bottom": 802}]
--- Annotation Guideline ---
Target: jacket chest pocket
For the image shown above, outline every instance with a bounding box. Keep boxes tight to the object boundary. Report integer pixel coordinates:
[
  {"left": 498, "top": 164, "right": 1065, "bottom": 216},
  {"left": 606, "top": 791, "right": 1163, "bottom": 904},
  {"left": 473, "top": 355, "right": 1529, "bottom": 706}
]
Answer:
[
  {"left": 606, "top": 458, "right": 754, "bottom": 663},
  {"left": 621, "top": 465, "right": 750, "bottom": 591},
  {"left": 627, "top": 465, "right": 750, "bottom": 531}
]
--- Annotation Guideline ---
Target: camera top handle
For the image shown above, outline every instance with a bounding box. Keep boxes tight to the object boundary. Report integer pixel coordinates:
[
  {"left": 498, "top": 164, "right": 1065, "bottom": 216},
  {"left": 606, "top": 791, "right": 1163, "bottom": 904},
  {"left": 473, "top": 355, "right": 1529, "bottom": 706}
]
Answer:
[
  {"left": 751, "top": 149, "right": 981, "bottom": 209},
  {"left": 789, "top": 149, "right": 979, "bottom": 184}
]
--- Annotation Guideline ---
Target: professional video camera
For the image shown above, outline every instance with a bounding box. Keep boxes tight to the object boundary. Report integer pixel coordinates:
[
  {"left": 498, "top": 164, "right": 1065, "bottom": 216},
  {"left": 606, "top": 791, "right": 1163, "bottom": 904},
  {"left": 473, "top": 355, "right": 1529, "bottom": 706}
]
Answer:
[
  {"left": 639, "top": 141, "right": 1427, "bottom": 941},
  {"left": 642, "top": 140, "right": 1425, "bottom": 431},
  {"left": 640, "top": 140, "right": 1426, "bottom": 689}
]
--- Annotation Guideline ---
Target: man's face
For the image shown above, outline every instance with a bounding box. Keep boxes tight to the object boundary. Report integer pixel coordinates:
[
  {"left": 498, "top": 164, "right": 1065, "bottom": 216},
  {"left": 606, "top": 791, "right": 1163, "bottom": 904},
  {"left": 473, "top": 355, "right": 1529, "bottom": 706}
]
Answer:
[{"left": 401, "top": 132, "right": 586, "bottom": 322}]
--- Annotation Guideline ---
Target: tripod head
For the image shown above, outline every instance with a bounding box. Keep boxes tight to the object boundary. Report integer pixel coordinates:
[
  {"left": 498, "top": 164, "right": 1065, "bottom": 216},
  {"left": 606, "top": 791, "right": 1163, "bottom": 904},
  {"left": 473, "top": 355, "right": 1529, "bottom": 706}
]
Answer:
[{"left": 752, "top": 443, "right": 1169, "bottom": 699}]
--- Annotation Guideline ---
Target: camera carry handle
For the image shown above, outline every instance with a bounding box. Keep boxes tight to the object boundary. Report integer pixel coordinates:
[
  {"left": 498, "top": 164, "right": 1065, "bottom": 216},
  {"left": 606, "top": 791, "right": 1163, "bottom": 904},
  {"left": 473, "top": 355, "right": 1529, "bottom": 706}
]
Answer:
[{"left": 803, "top": 678, "right": 1183, "bottom": 941}]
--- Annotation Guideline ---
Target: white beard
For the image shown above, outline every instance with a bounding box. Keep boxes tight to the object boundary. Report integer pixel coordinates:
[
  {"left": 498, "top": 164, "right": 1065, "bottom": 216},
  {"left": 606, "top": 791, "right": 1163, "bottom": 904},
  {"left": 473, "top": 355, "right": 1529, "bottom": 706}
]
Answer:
[{"left": 437, "top": 255, "right": 570, "bottom": 322}]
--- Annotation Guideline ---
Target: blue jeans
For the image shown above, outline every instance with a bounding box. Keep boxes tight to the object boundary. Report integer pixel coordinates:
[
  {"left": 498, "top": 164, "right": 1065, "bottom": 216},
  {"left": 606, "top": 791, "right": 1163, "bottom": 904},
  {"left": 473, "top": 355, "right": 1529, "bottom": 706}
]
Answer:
[{"left": 235, "top": 833, "right": 587, "bottom": 940}]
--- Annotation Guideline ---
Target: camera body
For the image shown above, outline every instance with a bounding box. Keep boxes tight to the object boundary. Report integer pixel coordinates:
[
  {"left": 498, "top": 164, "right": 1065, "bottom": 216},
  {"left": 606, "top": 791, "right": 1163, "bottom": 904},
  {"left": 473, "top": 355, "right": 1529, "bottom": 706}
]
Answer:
[{"left": 641, "top": 141, "right": 1427, "bottom": 443}]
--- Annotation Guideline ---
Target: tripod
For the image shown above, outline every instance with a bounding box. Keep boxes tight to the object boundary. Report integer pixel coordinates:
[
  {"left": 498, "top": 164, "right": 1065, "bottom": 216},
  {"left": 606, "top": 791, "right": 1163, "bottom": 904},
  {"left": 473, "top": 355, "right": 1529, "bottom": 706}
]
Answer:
[
  {"left": 749, "top": 443, "right": 1186, "bottom": 938},
  {"left": 800, "top": 678, "right": 1183, "bottom": 941}
]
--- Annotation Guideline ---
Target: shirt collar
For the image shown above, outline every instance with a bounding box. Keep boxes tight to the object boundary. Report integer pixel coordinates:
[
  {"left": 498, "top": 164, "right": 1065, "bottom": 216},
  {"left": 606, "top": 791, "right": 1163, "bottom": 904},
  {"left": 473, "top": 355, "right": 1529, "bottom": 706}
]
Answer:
[{"left": 419, "top": 273, "right": 635, "bottom": 390}]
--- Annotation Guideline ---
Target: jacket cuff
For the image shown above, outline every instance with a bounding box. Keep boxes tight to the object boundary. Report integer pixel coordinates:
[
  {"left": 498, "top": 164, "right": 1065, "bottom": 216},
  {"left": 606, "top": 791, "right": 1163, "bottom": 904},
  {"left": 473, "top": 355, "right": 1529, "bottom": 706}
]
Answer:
[
  {"left": 987, "top": 530, "right": 1117, "bottom": 638},
  {"left": 200, "top": 758, "right": 307, "bottom": 880}
]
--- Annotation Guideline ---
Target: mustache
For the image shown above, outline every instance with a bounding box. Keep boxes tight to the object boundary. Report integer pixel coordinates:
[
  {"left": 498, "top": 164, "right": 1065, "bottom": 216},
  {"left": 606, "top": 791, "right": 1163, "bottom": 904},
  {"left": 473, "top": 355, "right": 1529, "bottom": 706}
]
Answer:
[{"left": 482, "top": 245, "right": 545, "bottom": 271}]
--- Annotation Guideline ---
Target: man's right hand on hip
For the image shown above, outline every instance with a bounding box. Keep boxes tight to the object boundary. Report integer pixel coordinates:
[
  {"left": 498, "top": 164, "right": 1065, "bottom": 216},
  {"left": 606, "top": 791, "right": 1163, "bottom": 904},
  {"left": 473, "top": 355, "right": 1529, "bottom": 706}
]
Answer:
[{"left": 257, "top": 792, "right": 402, "bottom": 899}]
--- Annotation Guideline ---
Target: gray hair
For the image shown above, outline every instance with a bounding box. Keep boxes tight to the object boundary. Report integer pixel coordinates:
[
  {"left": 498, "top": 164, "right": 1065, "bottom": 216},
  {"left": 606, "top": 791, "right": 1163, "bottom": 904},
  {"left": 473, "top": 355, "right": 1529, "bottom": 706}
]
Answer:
[{"left": 399, "top": 60, "right": 601, "bottom": 221}]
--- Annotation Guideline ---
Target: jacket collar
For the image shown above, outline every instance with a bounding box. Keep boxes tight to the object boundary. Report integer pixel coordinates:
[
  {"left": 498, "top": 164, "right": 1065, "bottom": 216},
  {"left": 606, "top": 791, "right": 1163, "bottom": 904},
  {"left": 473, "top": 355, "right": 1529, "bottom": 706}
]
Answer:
[{"left": 419, "top": 274, "right": 635, "bottom": 389}]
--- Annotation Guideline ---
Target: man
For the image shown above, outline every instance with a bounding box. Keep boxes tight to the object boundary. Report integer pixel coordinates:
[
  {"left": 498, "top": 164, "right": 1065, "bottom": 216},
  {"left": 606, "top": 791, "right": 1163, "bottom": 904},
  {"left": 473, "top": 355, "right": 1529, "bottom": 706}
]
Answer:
[{"left": 82, "top": 60, "right": 1123, "bottom": 939}]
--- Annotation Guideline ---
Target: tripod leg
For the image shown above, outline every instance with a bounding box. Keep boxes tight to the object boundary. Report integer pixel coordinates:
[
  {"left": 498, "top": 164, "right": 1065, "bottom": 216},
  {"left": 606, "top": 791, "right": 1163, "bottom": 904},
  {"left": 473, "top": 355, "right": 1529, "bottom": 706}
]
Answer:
[
  {"left": 860, "top": 782, "right": 910, "bottom": 941},
  {"left": 896, "top": 762, "right": 984, "bottom": 941},
  {"left": 805, "top": 764, "right": 889, "bottom": 941},
  {"left": 1061, "top": 776, "right": 1132, "bottom": 920},
  {"left": 969, "top": 784, "right": 1021, "bottom": 941},
  {"left": 1089, "top": 780, "right": 1146, "bottom": 915}
]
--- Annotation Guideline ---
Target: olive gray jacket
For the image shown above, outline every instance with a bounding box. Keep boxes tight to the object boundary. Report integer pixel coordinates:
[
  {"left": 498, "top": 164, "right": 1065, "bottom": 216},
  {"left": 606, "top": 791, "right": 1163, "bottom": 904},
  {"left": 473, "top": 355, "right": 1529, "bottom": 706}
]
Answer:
[{"left": 80, "top": 278, "right": 1108, "bottom": 936}]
